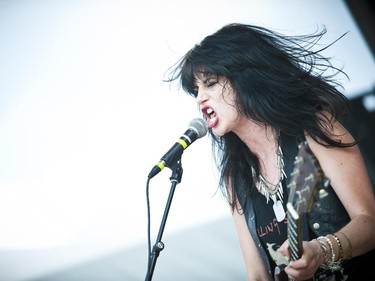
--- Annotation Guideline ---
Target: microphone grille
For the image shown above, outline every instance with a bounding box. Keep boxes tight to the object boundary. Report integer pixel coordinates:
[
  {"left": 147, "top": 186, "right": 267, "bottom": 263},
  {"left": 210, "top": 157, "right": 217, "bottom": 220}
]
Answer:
[{"left": 189, "top": 118, "right": 208, "bottom": 138}]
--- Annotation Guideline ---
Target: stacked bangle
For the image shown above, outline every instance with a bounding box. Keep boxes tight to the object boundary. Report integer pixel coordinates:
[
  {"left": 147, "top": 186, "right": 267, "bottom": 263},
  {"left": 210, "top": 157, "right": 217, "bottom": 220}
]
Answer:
[
  {"left": 316, "top": 237, "right": 330, "bottom": 267},
  {"left": 316, "top": 234, "right": 344, "bottom": 271},
  {"left": 337, "top": 231, "right": 353, "bottom": 259},
  {"left": 330, "top": 233, "right": 344, "bottom": 261}
]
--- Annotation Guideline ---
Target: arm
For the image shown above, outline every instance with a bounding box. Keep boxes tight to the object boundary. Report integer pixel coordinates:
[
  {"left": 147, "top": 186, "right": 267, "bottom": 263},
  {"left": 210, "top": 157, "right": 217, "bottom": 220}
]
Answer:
[
  {"left": 280, "top": 119, "right": 375, "bottom": 280},
  {"left": 232, "top": 209, "right": 273, "bottom": 281},
  {"left": 307, "top": 121, "right": 375, "bottom": 256}
]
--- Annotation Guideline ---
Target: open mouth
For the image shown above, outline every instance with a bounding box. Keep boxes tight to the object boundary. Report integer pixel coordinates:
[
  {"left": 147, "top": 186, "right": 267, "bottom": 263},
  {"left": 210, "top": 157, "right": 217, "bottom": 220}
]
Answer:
[
  {"left": 201, "top": 106, "right": 218, "bottom": 129},
  {"left": 202, "top": 106, "right": 216, "bottom": 121}
]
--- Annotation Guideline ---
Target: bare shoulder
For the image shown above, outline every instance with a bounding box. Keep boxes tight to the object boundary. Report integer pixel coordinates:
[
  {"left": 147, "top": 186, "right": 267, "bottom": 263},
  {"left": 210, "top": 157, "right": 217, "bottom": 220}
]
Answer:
[{"left": 304, "top": 120, "right": 375, "bottom": 217}]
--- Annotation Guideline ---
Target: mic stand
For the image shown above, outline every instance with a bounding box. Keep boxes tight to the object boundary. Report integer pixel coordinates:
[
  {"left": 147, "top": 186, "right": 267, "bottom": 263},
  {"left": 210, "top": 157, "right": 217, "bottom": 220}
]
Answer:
[{"left": 145, "top": 158, "right": 183, "bottom": 281}]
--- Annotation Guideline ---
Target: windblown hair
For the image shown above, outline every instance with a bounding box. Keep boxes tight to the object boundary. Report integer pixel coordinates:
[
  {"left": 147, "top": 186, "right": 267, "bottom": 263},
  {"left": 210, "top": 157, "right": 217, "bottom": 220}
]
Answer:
[{"left": 166, "top": 23, "right": 355, "bottom": 211}]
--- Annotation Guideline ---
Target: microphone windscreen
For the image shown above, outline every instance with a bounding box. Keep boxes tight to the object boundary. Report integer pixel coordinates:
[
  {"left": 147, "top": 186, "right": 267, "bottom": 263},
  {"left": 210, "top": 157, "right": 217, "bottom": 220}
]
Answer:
[{"left": 189, "top": 118, "right": 208, "bottom": 138}]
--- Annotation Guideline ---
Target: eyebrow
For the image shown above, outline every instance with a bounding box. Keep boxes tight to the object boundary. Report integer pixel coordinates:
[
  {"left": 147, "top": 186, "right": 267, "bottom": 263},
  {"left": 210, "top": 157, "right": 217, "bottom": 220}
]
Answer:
[
  {"left": 202, "top": 75, "right": 218, "bottom": 84},
  {"left": 193, "top": 73, "right": 218, "bottom": 86}
]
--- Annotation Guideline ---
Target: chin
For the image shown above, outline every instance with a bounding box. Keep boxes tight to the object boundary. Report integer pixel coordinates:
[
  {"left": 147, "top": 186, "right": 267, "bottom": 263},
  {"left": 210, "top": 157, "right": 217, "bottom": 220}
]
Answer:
[{"left": 212, "top": 128, "right": 225, "bottom": 137}]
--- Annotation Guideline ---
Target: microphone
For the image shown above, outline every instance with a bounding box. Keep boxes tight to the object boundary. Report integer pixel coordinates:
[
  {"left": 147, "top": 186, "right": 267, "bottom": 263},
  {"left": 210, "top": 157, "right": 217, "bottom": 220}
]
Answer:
[{"left": 148, "top": 118, "right": 208, "bottom": 179}]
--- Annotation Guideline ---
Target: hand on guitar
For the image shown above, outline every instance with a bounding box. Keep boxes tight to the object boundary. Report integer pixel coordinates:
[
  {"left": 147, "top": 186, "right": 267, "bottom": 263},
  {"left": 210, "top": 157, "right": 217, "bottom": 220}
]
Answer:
[
  {"left": 273, "top": 141, "right": 329, "bottom": 281},
  {"left": 278, "top": 239, "right": 325, "bottom": 281}
]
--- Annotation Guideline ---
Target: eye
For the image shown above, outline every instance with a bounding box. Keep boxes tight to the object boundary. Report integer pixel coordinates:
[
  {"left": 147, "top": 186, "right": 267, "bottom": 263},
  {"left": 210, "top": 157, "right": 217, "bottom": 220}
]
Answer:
[
  {"left": 192, "top": 86, "right": 199, "bottom": 97},
  {"left": 206, "top": 79, "right": 217, "bottom": 87}
]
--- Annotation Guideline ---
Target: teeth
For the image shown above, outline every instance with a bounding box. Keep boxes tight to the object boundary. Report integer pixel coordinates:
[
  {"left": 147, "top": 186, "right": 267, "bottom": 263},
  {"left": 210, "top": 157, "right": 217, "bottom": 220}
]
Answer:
[{"left": 206, "top": 108, "right": 213, "bottom": 115}]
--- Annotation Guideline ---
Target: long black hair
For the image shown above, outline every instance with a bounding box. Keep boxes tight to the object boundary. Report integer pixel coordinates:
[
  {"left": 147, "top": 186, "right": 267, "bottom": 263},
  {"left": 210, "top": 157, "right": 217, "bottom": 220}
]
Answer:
[{"left": 166, "top": 23, "right": 355, "bottom": 211}]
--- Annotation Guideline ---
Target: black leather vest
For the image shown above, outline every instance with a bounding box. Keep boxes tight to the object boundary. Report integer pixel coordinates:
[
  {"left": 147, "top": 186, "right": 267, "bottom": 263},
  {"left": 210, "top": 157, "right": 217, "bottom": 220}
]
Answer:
[{"left": 243, "top": 132, "right": 350, "bottom": 276}]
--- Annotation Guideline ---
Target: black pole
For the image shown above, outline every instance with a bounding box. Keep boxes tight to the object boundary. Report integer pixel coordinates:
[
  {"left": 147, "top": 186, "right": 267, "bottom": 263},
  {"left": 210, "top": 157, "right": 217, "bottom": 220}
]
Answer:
[{"left": 145, "top": 159, "right": 183, "bottom": 281}]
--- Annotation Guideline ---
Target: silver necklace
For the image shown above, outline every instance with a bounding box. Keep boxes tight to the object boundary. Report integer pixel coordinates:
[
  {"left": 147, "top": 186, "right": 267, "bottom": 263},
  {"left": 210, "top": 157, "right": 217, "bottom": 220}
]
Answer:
[{"left": 252, "top": 145, "right": 287, "bottom": 222}]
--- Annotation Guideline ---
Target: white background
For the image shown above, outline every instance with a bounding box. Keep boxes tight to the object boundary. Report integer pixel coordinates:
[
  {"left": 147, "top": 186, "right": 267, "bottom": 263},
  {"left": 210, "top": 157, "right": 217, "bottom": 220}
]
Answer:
[{"left": 0, "top": 0, "right": 374, "bottom": 280}]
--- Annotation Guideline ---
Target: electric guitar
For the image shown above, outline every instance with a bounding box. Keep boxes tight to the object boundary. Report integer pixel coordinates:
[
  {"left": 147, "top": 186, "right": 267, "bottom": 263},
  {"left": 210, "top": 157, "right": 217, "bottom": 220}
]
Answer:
[{"left": 274, "top": 141, "right": 329, "bottom": 281}]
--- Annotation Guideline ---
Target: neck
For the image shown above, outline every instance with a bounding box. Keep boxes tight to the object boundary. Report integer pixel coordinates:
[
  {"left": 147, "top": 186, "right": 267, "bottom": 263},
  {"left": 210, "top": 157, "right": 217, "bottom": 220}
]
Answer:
[
  {"left": 235, "top": 121, "right": 279, "bottom": 156},
  {"left": 234, "top": 120, "right": 282, "bottom": 185}
]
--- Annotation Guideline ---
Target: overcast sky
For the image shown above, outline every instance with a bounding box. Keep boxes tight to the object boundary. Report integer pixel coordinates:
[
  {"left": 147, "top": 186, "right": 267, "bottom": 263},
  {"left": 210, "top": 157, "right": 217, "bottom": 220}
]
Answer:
[{"left": 0, "top": 0, "right": 374, "bottom": 279}]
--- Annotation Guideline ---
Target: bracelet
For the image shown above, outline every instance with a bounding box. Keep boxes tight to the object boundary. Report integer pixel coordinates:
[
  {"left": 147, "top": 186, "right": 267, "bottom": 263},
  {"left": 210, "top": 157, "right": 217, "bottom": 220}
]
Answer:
[
  {"left": 337, "top": 231, "right": 352, "bottom": 259},
  {"left": 325, "top": 236, "right": 336, "bottom": 263},
  {"left": 330, "top": 233, "right": 343, "bottom": 261},
  {"left": 316, "top": 237, "right": 330, "bottom": 267},
  {"left": 317, "top": 236, "right": 342, "bottom": 271}
]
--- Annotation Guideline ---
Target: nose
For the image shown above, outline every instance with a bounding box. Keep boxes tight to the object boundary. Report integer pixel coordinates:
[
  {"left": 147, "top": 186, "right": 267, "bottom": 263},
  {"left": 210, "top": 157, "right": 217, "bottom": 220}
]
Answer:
[{"left": 196, "top": 89, "right": 208, "bottom": 105}]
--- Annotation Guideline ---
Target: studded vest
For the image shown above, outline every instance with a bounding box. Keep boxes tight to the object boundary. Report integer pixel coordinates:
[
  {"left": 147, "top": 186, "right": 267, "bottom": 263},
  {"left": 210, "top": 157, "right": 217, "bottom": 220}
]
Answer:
[{"left": 241, "top": 132, "right": 350, "bottom": 277}]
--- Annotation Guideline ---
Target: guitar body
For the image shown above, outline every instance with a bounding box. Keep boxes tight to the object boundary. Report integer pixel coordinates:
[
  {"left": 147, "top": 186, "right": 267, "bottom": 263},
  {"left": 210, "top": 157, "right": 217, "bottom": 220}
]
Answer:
[
  {"left": 274, "top": 264, "right": 288, "bottom": 281},
  {"left": 273, "top": 141, "right": 327, "bottom": 281},
  {"left": 274, "top": 266, "right": 314, "bottom": 281}
]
